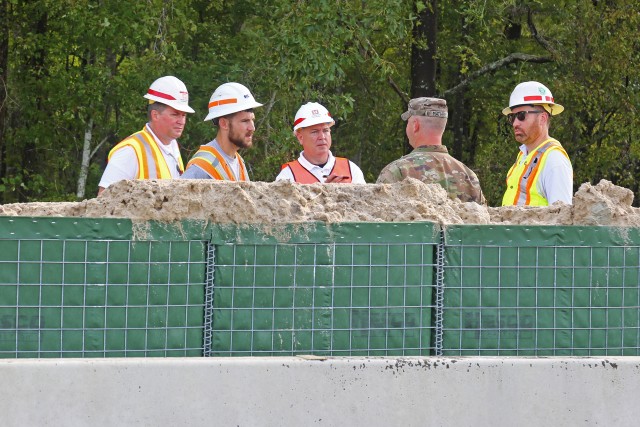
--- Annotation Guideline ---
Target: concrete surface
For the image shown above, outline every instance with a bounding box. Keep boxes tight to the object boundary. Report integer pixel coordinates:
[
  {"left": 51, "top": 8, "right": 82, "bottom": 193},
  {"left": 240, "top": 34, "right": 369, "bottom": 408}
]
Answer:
[{"left": 0, "top": 356, "right": 638, "bottom": 426}]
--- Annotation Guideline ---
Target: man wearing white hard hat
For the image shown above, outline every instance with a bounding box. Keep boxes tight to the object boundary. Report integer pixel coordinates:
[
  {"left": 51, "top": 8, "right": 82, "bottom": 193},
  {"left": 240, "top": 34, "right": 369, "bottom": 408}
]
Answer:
[
  {"left": 501, "top": 81, "right": 573, "bottom": 206},
  {"left": 182, "top": 82, "right": 262, "bottom": 181},
  {"left": 275, "top": 102, "right": 366, "bottom": 184},
  {"left": 98, "top": 75, "right": 195, "bottom": 195}
]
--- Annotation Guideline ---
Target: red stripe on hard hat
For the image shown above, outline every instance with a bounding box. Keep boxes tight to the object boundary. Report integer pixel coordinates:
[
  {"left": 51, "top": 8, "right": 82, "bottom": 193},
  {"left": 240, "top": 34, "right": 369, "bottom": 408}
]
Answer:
[
  {"left": 523, "top": 95, "right": 555, "bottom": 102},
  {"left": 147, "top": 89, "right": 177, "bottom": 101},
  {"left": 208, "top": 98, "right": 238, "bottom": 109},
  {"left": 293, "top": 118, "right": 306, "bottom": 126}
]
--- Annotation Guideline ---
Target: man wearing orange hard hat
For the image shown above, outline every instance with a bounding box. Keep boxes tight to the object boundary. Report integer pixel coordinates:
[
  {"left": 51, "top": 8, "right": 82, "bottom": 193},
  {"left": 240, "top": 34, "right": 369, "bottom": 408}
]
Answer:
[
  {"left": 276, "top": 102, "right": 366, "bottom": 184},
  {"left": 182, "top": 82, "right": 263, "bottom": 181},
  {"left": 501, "top": 81, "right": 573, "bottom": 206},
  {"left": 98, "top": 75, "right": 195, "bottom": 195}
]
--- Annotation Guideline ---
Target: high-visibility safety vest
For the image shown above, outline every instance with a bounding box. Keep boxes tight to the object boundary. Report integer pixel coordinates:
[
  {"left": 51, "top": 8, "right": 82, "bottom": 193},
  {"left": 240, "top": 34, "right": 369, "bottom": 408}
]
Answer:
[
  {"left": 502, "top": 138, "right": 570, "bottom": 206},
  {"left": 283, "top": 157, "right": 352, "bottom": 184},
  {"left": 185, "top": 145, "right": 249, "bottom": 181},
  {"left": 108, "top": 125, "right": 184, "bottom": 179}
]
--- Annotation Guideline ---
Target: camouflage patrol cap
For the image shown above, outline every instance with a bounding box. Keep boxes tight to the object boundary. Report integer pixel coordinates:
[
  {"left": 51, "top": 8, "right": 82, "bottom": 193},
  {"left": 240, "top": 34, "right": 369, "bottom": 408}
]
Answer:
[{"left": 401, "top": 97, "right": 448, "bottom": 121}]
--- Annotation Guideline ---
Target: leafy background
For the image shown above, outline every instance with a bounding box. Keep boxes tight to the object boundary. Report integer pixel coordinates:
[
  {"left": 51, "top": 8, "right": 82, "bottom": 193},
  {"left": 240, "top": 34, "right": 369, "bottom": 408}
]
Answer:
[{"left": 0, "top": 0, "right": 638, "bottom": 206}]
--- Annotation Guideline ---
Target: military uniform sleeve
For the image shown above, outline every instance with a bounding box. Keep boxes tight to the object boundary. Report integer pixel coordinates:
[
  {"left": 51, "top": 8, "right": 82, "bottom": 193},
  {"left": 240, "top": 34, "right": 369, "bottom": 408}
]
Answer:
[{"left": 376, "top": 162, "right": 403, "bottom": 183}]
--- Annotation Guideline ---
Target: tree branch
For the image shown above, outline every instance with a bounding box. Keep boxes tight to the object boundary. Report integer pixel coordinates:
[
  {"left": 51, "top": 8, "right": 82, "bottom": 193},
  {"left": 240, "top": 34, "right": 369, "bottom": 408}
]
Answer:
[
  {"left": 257, "top": 90, "right": 276, "bottom": 130},
  {"left": 89, "top": 135, "right": 110, "bottom": 160},
  {"left": 387, "top": 76, "right": 410, "bottom": 104},
  {"left": 527, "top": 6, "right": 558, "bottom": 56},
  {"left": 442, "top": 53, "right": 553, "bottom": 97}
]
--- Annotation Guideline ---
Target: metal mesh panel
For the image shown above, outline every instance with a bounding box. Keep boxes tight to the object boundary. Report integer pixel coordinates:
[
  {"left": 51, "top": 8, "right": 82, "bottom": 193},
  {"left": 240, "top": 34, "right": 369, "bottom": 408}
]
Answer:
[
  {"left": 210, "top": 242, "right": 436, "bottom": 356},
  {"left": 0, "top": 238, "right": 207, "bottom": 357},
  {"left": 442, "top": 228, "right": 640, "bottom": 356}
]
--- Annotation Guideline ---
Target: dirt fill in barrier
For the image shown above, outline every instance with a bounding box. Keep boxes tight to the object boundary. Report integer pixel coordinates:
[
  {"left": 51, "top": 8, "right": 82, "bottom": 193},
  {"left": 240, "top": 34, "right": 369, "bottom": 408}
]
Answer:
[{"left": 1, "top": 178, "right": 639, "bottom": 227}]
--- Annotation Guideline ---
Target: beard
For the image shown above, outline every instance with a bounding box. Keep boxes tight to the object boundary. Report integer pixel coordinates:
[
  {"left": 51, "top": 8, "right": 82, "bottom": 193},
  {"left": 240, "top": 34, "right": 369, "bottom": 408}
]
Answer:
[{"left": 228, "top": 122, "right": 253, "bottom": 149}]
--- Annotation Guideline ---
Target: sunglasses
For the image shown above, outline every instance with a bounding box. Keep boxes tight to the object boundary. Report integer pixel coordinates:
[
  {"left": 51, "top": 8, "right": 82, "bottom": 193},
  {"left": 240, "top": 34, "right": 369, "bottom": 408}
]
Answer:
[{"left": 507, "top": 110, "right": 544, "bottom": 124}]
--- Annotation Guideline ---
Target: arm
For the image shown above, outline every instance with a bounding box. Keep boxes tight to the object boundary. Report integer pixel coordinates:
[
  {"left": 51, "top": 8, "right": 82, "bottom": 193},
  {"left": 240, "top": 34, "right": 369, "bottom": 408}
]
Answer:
[
  {"left": 348, "top": 162, "right": 367, "bottom": 184},
  {"left": 539, "top": 150, "right": 574, "bottom": 205},
  {"left": 376, "top": 162, "right": 402, "bottom": 184},
  {"left": 181, "top": 164, "right": 214, "bottom": 179},
  {"left": 97, "top": 146, "right": 138, "bottom": 194},
  {"left": 274, "top": 166, "right": 295, "bottom": 182}
]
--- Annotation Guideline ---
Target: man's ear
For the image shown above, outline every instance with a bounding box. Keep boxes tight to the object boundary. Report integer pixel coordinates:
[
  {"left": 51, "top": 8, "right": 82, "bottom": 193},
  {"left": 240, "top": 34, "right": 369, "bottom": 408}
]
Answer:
[
  {"left": 218, "top": 116, "right": 229, "bottom": 130},
  {"left": 410, "top": 117, "right": 420, "bottom": 134},
  {"left": 295, "top": 130, "right": 304, "bottom": 145}
]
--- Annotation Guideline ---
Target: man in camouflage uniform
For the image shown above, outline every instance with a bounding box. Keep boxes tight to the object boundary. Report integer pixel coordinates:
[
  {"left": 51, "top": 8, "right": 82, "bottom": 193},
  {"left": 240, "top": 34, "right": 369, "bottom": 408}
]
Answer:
[{"left": 376, "top": 97, "right": 486, "bottom": 204}]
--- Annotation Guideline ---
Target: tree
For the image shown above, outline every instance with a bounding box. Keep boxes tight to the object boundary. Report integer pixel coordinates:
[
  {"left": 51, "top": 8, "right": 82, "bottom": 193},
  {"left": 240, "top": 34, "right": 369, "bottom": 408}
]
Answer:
[{"left": 0, "top": 0, "right": 639, "bottom": 208}]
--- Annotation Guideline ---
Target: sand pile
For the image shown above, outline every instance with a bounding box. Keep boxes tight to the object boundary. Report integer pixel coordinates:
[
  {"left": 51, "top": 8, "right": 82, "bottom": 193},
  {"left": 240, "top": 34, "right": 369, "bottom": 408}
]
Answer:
[{"left": 1, "top": 178, "right": 639, "bottom": 226}]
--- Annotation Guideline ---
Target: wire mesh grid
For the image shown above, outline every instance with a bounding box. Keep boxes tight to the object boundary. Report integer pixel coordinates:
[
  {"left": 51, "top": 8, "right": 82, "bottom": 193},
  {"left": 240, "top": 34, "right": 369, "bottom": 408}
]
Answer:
[
  {"left": 209, "top": 242, "right": 437, "bottom": 356},
  {"left": 441, "top": 244, "right": 640, "bottom": 356},
  {"left": 0, "top": 238, "right": 207, "bottom": 358}
]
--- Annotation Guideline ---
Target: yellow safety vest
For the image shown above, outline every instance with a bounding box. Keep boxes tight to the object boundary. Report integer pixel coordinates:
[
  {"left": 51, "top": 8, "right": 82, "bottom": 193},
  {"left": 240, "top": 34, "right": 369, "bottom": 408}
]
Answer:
[
  {"left": 108, "top": 125, "right": 183, "bottom": 179},
  {"left": 185, "top": 145, "right": 249, "bottom": 181},
  {"left": 502, "top": 139, "right": 570, "bottom": 206}
]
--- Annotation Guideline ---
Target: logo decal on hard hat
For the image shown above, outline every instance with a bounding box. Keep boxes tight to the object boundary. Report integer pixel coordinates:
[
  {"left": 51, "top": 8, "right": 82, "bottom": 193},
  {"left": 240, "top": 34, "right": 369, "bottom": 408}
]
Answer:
[
  {"left": 144, "top": 76, "right": 195, "bottom": 113},
  {"left": 203, "top": 82, "right": 263, "bottom": 122},
  {"left": 538, "top": 87, "right": 546, "bottom": 95}
]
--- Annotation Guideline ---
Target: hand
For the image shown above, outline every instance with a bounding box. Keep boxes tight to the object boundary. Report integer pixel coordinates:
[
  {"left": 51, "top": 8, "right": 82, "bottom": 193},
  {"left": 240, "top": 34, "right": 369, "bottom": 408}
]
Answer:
[{"left": 323, "top": 174, "right": 349, "bottom": 183}]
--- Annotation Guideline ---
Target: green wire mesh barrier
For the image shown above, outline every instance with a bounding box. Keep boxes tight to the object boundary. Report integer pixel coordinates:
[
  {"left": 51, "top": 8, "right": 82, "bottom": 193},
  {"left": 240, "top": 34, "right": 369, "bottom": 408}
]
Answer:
[
  {"left": 441, "top": 225, "right": 640, "bottom": 356},
  {"left": 1, "top": 217, "right": 639, "bottom": 358},
  {"left": 207, "top": 223, "right": 438, "bottom": 356},
  {"left": 0, "top": 218, "right": 207, "bottom": 357}
]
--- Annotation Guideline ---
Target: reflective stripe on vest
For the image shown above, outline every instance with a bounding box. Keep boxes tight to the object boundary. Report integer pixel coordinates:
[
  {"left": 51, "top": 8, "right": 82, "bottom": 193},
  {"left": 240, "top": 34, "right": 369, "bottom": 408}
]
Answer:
[
  {"left": 502, "top": 139, "right": 569, "bottom": 206},
  {"left": 107, "top": 126, "right": 183, "bottom": 179},
  {"left": 283, "top": 158, "right": 352, "bottom": 184},
  {"left": 185, "top": 145, "right": 248, "bottom": 181}
]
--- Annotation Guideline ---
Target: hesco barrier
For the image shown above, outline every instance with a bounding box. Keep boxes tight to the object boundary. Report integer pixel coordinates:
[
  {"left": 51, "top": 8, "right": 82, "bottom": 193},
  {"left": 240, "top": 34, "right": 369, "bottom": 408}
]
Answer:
[
  {"left": 441, "top": 225, "right": 640, "bottom": 356},
  {"left": 0, "top": 218, "right": 208, "bottom": 358},
  {"left": 207, "top": 223, "right": 438, "bottom": 357},
  {"left": 0, "top": 217, "right": 639, "bottom": 358}
]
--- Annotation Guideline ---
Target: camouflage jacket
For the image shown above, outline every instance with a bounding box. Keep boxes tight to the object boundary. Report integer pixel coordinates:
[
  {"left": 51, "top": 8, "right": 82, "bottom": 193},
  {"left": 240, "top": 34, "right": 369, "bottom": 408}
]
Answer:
[{"left": 376, "top": 145, "right": 486, "bottom": 204}]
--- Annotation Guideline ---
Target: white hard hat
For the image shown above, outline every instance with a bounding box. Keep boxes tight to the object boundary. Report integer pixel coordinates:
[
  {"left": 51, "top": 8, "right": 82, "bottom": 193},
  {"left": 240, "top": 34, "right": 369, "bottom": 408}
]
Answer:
[
  {"left": 204, "top": 82, "right": 263, "bottom": 121},
  {"left": 502, "top": 81, "right": 564, "bottom": 116},
  {"left": 293, "top": 102, "right": 334, "bottom": 133},
  {"left": 143, "top": 76, "right": 195, "bottom": 113}
]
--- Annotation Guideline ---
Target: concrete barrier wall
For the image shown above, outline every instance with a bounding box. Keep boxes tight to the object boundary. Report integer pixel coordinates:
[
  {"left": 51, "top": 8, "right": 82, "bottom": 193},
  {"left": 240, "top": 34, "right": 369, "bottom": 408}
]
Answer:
[{"left": 1, "top": 357, "right": 639, "bottom": 427}]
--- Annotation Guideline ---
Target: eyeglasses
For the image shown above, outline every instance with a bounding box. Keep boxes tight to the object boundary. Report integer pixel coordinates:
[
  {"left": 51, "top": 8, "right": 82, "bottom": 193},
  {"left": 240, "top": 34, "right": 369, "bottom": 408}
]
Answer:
[{"left": 507, "top": 110, "right": 544, "bottom": 124}]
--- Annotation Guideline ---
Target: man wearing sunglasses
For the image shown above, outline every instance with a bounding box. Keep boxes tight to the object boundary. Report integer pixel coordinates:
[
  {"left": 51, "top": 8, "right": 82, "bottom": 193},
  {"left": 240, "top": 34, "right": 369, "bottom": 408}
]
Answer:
[{"left": 502, "top": 81, "right": 573, "bottom": 206}]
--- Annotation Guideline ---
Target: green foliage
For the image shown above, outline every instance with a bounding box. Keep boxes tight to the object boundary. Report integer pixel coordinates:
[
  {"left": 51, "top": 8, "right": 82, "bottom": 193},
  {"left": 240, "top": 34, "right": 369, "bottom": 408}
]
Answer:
[{"left": 1, "top": 0, "right": 639, "bottom": 207}]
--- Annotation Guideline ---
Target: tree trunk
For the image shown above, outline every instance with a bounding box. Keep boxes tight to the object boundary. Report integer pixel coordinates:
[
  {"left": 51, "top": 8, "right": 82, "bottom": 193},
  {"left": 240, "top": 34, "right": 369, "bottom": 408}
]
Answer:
[
  {"left": 0, "top": 0, "right": 9, "bottom": 201},
  {"left": 409, "top": 0, "right": 438, "bottom": 154},
  {"left": 76, "top": 117, "right": 93, "bottom": 200},
  {"left": 410, "top": 0, "right": 438, "bottom": 98}
]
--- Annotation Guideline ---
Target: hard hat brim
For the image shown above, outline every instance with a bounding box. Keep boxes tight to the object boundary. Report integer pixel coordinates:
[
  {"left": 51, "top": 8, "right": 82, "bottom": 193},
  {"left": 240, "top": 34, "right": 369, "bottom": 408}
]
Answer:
[
  {"left": 203, "top": 100, "right": 263, "bottom": 122},
  {"left": 144, "top": 95, "right": 195, "bottom": 114},
  {"left": 502, "top": 103, "right": 564, "bottom": 116},
  {"left": 293, "top": 117, "right": 335, "bottom": 132}
]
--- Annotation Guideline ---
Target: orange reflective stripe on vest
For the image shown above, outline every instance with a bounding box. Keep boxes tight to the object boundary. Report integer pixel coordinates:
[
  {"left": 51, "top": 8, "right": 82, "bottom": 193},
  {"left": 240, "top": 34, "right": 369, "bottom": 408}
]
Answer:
[
  {"left": 502, "top": 139, "right": 569, "bottom": 206},
  {"left": 185, "top": 145, "right": 248, "bottom": 181},
  {"left": 283, "top": 158, "right": 352, "bottom": 184}
]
